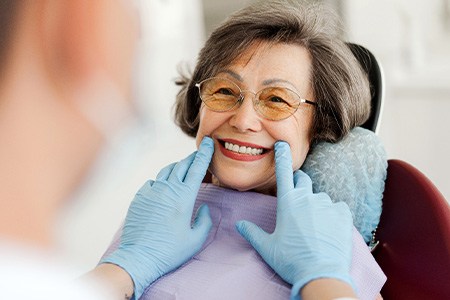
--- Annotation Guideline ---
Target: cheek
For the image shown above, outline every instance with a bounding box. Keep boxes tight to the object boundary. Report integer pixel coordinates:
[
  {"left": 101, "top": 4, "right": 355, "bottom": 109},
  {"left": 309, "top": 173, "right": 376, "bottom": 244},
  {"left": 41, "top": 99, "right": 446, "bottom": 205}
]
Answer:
[
  {"left": 267, "top": 117, "right": 312, "bottom": 170},
  {"left": 291, "top": 143, "right": 309, "bottom": 170},
  {"left": 195, "top": 109, "right": 206, "bottom": 149},
  {"left": 195, "top": 107, "right": 224, "bottom": 149}
]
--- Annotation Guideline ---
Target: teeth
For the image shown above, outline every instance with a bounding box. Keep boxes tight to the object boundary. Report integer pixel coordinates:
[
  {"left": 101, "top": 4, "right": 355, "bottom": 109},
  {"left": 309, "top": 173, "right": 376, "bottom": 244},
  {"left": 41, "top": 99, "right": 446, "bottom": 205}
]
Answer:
[{"left": 224, "top": 141, "right": 263, "bottom": 155}]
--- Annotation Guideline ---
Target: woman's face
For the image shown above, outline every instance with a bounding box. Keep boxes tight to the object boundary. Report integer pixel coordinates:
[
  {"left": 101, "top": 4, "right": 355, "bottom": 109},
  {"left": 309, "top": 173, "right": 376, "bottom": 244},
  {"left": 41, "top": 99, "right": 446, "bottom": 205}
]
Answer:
[{"left": 195, "top": 42, "right": 315, "bottom": 195}]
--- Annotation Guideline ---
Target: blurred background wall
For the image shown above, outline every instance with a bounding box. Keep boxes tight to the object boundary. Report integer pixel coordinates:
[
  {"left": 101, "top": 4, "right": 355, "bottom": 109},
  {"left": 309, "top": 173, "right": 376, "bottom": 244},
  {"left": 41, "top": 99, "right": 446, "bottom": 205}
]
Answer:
[{"left": 57, "top": 0, "right": 450, "bottom": 276}]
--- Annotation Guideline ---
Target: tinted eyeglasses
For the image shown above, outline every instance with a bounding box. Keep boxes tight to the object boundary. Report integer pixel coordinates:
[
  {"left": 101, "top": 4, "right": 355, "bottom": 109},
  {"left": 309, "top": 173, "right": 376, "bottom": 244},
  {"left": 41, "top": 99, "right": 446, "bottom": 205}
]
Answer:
[{"left": 195, "top": 77, "right": 317, "bottom": 121}]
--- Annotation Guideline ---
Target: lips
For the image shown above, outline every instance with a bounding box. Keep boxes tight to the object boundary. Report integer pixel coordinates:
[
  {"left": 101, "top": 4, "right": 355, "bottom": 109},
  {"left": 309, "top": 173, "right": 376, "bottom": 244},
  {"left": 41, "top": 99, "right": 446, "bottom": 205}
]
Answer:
[{"left": 217, "top": 138, "right": 271, "bottom": 161}]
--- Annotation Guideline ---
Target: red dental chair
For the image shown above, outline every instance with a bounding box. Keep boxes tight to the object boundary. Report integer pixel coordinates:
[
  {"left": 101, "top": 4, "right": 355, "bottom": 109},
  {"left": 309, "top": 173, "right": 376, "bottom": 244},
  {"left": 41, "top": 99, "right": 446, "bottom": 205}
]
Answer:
[
  {"left": 372, "top": 160, "right": 450, "bottom": 299},
  {"left": 350, "top": 44, "right": 450, "bottom": 299}
]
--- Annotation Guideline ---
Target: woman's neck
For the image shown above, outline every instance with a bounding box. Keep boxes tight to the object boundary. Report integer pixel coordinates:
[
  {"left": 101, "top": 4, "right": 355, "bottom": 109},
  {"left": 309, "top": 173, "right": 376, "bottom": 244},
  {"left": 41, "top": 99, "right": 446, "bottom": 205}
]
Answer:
[{"left": 210, "top": 173, "right": 277, "bottom": 196}]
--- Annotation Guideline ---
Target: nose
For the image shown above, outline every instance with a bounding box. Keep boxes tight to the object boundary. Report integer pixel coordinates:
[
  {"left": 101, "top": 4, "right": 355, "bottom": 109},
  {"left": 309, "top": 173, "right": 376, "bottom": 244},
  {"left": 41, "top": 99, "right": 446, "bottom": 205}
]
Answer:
[{"left": 228, "top": 92, "right": 262, "bottom": 133}]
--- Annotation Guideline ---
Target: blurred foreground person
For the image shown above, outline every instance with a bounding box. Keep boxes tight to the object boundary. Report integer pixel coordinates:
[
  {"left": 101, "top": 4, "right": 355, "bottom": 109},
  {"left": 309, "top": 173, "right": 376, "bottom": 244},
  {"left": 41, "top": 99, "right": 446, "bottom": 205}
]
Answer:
[{"left": 0, "top": 1, "right": 212, "bottom": 299}]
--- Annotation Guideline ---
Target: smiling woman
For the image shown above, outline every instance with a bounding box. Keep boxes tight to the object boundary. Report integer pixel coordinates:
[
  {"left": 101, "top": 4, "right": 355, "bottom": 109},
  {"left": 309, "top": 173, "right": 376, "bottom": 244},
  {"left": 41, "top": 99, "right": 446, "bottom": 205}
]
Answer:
[
  {"left": 102, "top": 0, "right": 385, "bottom": 299},
  {"left": 175, "top": 0, "right": 370, "bottom": 194},
  {"left": 175, "top": 1, "right": 370, "bottom": 144}
]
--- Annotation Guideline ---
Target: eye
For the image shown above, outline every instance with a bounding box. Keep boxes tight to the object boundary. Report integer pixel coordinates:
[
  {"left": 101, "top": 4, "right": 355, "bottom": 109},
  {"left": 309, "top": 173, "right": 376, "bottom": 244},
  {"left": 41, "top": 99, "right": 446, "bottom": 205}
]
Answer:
[
  {"left": 216, "top": 88, "right": 235, "bottom": 96},
  {"left": 269, "top": 96, "right": 288, "bottom": 104},
  {"left": 259, "top": 87, "right": 299, "bottom": 109}
]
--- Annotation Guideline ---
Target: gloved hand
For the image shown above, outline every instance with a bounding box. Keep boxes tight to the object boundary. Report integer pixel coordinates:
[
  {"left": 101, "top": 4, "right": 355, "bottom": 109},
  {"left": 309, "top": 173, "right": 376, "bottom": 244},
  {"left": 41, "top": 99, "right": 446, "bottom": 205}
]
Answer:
[
  {"left": 236, "top": 141, "right": 354, "bottom": 300},
  {"left": 100, "top": 137, "right": 214, "bottom": 300}
]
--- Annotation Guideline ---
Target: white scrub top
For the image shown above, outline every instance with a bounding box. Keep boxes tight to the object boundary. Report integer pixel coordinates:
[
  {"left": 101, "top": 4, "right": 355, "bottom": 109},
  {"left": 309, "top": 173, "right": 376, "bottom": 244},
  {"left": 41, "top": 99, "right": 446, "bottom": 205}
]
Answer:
[{"left": 0, "top": 241, "right": 109, "bottom": 299}]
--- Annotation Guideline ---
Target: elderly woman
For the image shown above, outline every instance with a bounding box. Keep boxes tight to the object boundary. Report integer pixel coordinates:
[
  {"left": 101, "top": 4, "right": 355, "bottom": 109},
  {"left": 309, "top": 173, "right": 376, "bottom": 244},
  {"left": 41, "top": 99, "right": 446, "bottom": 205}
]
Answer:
[{"left": 101, "top": 1, "right": 386, "bottom": 299}]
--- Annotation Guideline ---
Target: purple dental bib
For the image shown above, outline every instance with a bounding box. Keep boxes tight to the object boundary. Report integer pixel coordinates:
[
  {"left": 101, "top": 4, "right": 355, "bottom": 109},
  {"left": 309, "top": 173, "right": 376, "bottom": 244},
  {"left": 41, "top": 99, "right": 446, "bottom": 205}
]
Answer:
[{"left": 104, "top": 184, "right": 386, "bottom": 300}]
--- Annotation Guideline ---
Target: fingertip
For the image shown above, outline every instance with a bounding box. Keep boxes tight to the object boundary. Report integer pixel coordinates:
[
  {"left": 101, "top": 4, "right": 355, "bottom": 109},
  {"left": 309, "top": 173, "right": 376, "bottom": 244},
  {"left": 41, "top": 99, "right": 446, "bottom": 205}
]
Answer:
[
  {"left": 274, "top": 141, "right": 290, "bottom": 157},
  {"left": 200, "top": 136, "right": 214, "bottom": 149},
  {"left": 197, "top": 137, "right": 214, "bottom": 163},
  {"left": 235, "top": 220, "right": 246, "bottom": 232},
  {"left": 274, "top": 141, "right": 292, "bottom": 163},
  {"left": 275, "top": 140, "right": 289, "bottom": 149}
]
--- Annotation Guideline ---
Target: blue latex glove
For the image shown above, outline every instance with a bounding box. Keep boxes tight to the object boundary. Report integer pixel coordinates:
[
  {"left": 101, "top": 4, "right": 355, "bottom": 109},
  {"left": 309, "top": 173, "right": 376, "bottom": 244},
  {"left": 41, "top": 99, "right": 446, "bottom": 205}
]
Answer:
[
  {"left": 236, "top": 141, "right": 354, "bottom": 300},
  {"left": 100, "top": 137, "right": 214, "bottom": 299}
]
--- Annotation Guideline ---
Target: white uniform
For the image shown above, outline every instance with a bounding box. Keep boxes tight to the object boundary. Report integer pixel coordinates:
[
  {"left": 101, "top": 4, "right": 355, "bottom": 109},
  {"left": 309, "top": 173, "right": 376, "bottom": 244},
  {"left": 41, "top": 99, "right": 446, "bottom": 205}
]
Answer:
[{"left": 0, "top": 241, "right": 109, "bottom": 300}]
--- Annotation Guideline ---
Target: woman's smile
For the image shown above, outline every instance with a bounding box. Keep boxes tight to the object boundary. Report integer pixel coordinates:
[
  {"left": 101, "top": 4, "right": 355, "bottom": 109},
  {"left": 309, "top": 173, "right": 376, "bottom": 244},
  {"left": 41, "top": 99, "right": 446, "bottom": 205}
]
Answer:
[{"left": 217, "top": 138, "right": 272, "bottom": 162}]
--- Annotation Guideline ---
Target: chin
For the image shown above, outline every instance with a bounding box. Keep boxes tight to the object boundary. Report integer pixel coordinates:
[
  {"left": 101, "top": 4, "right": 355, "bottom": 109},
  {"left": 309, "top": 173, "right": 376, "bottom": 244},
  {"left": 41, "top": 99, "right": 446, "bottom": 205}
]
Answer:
[
  {"left": 214, "top": 176, "right": 254, "bottom": 192},
  {"left": 212, "top": 171, "right": 276, "bottom": 195}
]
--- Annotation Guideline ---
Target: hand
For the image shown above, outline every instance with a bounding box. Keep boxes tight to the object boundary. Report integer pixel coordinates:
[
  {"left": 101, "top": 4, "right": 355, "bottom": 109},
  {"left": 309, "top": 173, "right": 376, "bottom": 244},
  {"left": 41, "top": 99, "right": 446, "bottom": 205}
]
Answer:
[
  {"left": 236, "top": 141, "right": 354, "bottom": 300},
  {"left": 100, "top": 137, "right": 214, "bottom": 299}
]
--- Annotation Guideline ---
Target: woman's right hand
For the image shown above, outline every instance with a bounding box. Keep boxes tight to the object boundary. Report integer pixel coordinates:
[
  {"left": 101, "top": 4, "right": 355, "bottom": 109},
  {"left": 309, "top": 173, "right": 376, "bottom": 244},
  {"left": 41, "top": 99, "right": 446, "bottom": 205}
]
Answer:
[
  {"left": 236, "top": 141, "right": 355, "bottom": 300},
  {"left": 100, "top": 137, "right": 214, "bottom": 300}
]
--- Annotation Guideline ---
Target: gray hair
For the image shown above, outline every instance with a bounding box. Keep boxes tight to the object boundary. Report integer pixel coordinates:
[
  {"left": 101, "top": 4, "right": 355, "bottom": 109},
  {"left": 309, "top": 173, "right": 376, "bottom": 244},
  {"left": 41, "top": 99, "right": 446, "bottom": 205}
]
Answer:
[
  {"left": 174, "top": 0, "right": 370, "bottom": 143},
  {"left": 0, "top": 0, "right": 22, "bottom": 79}
]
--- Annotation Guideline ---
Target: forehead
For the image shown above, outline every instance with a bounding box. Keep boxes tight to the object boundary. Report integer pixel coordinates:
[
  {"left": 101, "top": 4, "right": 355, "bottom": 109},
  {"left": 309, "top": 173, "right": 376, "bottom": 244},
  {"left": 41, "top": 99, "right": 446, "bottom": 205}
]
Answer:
[
  {"left": 217, "top": 41, "right": 313, "bottom": 93},
  {"left": 231, "top": 41, "right": 310, "bottom": 68}
]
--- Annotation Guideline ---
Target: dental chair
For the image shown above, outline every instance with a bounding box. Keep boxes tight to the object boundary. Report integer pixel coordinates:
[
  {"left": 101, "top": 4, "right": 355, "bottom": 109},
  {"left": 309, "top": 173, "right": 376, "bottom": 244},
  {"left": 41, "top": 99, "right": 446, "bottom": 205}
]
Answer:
[
  {"left": 350, "top": 44, "right": 450, "bottom": 299},
  {"left": 372, "top": 160, "right": 450, "bottom": 299},
  {"left": 348, "top": 43, "right": 384, "bottom": 134}
]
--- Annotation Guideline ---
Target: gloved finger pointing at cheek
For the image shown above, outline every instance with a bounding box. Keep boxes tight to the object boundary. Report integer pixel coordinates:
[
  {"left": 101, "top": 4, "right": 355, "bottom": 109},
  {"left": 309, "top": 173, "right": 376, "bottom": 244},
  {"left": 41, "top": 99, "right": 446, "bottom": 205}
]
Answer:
[
  {"left": 274, "top": 141, "right": 294, "bottom": 197},
  {"left": 185, "top": 136, "right": 214, "bottom": 187}
]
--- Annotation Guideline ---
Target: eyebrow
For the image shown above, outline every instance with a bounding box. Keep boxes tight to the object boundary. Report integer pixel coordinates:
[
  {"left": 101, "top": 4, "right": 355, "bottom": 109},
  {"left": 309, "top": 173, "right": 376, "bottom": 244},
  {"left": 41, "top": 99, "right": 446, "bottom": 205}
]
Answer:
[
  {"left": 221, "top": 69, "right": 243, "bottom": 82},
  {"left": 220, "top": 69, "right": 297, "bottom": 88},
  {"left": 261, "top": 78, "right": 296, "bottom": 87}
]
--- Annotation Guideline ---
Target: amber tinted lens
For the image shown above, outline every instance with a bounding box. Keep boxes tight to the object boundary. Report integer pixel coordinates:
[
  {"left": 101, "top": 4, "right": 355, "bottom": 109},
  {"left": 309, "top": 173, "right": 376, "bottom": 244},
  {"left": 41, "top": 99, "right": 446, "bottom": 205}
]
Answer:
[
  {"left": 199, "top": 78, "right": 241, "bottom": 111},
  {"left": 256, "top": 87, "right": 300, "bottom": 120}
]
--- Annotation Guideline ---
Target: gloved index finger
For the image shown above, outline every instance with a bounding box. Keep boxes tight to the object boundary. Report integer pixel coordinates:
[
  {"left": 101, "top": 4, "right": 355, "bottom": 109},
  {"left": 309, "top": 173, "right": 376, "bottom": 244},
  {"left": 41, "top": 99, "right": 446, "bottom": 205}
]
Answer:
[
  {"left": 184, "top": 136, "right": 214, "bottom": 187},
  {"left": 274, "top": 141, "right": 294, "bottom": 197}
]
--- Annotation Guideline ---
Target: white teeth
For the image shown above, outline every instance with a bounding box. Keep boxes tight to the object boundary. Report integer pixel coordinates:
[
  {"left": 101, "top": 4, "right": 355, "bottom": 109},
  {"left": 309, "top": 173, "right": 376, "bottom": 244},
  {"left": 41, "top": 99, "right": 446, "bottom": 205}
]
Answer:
[{"left": 224, "top": 141, "right": 264, "bottom": 155}]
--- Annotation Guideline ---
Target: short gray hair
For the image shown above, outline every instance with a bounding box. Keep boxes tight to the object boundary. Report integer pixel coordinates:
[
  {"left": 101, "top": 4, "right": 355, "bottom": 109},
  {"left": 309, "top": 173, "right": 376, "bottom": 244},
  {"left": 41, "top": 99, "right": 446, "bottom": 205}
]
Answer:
[{"left": 174, "top": 0, "right": 370, "bottom": 143}]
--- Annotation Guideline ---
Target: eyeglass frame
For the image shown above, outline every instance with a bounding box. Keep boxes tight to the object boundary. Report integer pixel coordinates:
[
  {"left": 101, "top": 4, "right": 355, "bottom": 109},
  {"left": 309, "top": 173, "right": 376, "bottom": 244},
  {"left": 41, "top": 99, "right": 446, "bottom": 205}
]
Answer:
[{"left": 195, "top": 77, "right": 317, "bottom": 121}]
